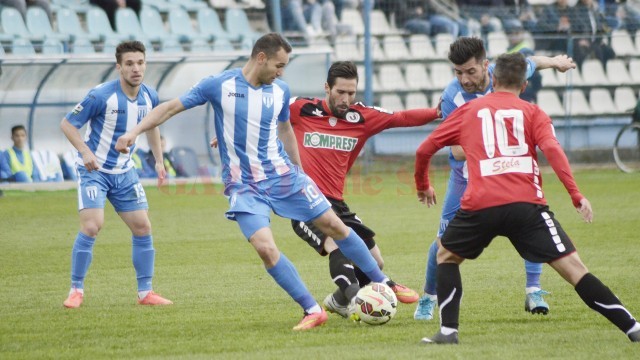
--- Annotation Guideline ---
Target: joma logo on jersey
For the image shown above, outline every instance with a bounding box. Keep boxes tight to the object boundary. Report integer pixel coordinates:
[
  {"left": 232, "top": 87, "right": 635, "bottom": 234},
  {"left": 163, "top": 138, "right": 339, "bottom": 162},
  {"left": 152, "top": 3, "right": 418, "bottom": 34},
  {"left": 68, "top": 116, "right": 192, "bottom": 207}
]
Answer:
[
  {"left": 303, "top": 132, "right": 358, "bottom": 152},
  {"left": 111, "top": 110, "right": 125, "bottom": 114},
  {"left": 228, "top": 92, "right": 245, "bottom": 98}
]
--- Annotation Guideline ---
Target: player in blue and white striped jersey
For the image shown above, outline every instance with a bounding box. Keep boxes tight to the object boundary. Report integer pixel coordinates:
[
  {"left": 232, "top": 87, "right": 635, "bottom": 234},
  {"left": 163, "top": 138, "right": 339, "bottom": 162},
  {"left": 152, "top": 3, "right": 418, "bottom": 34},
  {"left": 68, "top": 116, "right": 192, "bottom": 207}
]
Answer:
[
  {"left": 60, "top": 41, "right": 172, "bottom": 309},
  {"left": 116, "top": 33, "right": 406, "bottom": 330}
]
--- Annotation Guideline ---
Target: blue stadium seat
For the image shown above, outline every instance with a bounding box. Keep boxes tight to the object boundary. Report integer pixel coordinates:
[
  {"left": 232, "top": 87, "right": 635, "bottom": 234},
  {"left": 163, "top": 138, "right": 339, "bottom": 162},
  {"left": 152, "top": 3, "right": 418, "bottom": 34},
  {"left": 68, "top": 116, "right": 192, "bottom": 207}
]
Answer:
[
  {"left": 26, "top": 7, "right": 70, "bottom": 43},
  {"left": 224, "top": 8, "right": 262, "bottom": 43},
  {"left": 115, "top": 8, "right": 149, "bottom": 41},
  {"left": 42, "top": 38, "right": 65, "bottom": 55},
  {"left": 1, "top": 7, "right": 42, "bottom": 41},
  {"left": 102, "top": 38, "right": 121, "bottom": 55},
  {"left": 161, "top": 38, "right": 184, "bottom": 53},
  {"left": 168, "top": 0, "right": 207, "bottom": 12},
  {"left": 86, "top": 7, "right": 128, "bottom": 41},
  {"left": 71, "top": 38, "right": 96, "bottom": 54},
  {"left": 51, "top": 0, "right": 94, "bottom": 14},
  {"left": 168, "top": 7, "right": 212, "bottom": 43},
  {"left": 140, "top": 7, "right": 180, "bottom": 44},
  {"left": 213, "top": 38, "right": 235, "bottom": 52},
  {"left": 11, "top": 38, "right": 36, "bottom": 55},
  {"left": 197, "top": 7, "right": 233, "bottom": 42},
  {"left": 57, "top": 8, "right": 101, "bottom": 42},
  {"left": 190, "top": 39, "right": 211, "bottom": 52},
  {"left": 142, "top": 0, "right": 181, "bottom": 13},
  {"left": 31, "top": 150, "right": 64, "bottom": 182}
]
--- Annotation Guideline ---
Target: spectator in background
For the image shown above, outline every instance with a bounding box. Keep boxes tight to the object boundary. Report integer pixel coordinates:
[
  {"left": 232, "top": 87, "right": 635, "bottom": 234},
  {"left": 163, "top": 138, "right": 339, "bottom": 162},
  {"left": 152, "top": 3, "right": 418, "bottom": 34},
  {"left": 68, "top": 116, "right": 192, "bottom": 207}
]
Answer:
[
  {"left": 377, "top": 0, "right": 463, "bottom": 37},
  {"left": 144, "top": 136, "right": 177, "bottom": 178},
  {"left": 304, "top": 0, "right": 352, "bottom": 39},
  {"left": 535, "top": 0, "right": 573, "bottom": 52},
  {"left": 572, "top": 0, "right": 616, "bottom": 69},
  {"left": 0, "top": 0, "right": 53, "bottom": 23},
  {"left": 0, "top": 125, "right": 41, "bottom": 183},
  {"left": 506, "top": 21, "right": 542, "bottom": 103},
  {"left": 89, "top": 0, "right": 141, "bottom": 31}
]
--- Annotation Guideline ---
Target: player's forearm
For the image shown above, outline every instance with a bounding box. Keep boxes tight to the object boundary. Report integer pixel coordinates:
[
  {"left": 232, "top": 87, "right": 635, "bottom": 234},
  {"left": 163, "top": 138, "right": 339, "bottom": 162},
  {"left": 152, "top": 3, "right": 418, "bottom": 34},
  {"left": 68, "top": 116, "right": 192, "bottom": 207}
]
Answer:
[
  {"left": 529, "top": 55, "right": 575, "bottom": 72},
  {"left": 393, "top": 108, "right": 439, "bottom": 128},
  {"left": 414, "top": 139, "right": 438, "bottom": 191},
  {"left": 278, "top": 122, "right": 302, "bottom": 167},
  {"left": 146, "top": 127, "right": 163, "bottom": 165},
  {"left": 60, "top": 118, "right": 92, "bottom": 155},
  {"left": 539, "top": 139, "right": 584, "bottom": 207},
  {"left": 131, "top": 99, "right": 184, "bottom": 137}
]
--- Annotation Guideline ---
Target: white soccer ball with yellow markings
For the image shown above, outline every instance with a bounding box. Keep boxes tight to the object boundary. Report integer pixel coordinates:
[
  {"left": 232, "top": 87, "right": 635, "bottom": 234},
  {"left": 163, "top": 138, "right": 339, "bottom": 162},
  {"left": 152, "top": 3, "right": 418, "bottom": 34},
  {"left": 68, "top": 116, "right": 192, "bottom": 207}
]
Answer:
[{"left": 353, "top": 282, "right": 397, "bottom": 325}]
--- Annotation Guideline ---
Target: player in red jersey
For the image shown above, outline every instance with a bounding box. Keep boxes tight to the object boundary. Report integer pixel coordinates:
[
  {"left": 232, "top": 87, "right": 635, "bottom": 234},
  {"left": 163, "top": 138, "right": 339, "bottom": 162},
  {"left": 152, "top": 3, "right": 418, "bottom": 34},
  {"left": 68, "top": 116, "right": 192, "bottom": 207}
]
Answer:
[
  {"left": 289, "top": 61, "right": 439, "bottom": 317},
  {"left": 415, "top": 52, "right": 640, "bottom": 344}
]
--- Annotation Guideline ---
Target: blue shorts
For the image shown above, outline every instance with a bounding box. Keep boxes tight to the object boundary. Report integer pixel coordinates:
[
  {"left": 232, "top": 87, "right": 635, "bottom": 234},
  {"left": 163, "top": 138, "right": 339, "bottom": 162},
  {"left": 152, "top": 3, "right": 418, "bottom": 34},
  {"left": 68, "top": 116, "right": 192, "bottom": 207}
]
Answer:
[
  {"left": 76, "top": 166, "right": 148, "bottom": 212},
  {"left": 437, "top": 153, "right": 468, "bottom": 238},
  {"left": 225, "top": 166, "right": 331, "bottom": 224}
]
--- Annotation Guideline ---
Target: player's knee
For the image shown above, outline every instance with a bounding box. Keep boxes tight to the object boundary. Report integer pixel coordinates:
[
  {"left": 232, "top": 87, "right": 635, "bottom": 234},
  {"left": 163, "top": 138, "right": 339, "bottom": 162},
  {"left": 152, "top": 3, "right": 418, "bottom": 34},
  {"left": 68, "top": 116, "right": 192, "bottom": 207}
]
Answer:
[
  {"left": 81, "top": 221, "right": 103, "bottom": 238},
  {"left": 314, "top": 214, "right": 348, "bottom": 239},
  {"left": 437, "top": 247, "right": 462, "bottom": 264}
]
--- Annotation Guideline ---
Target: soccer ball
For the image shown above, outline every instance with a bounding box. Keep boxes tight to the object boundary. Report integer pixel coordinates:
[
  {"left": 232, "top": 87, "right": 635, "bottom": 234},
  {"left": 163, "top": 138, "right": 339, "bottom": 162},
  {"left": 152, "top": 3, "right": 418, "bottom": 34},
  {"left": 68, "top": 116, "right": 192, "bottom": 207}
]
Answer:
[{"left": 353, "top": 282, "right": 397, "bottom": 325}]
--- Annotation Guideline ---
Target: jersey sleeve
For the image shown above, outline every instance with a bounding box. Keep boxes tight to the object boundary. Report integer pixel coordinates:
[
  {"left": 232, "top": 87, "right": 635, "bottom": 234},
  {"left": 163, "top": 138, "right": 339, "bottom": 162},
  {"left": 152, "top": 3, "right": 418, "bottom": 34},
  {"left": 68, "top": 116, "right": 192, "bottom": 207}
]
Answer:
[
  {"left": 440, "top": 84, "right": 459, "bottom": 119},
  {"left": 179, "top": 76, "right": 217, "bottom": 110},
  {"left": 147, "top": 86, "right": 160, "bottom": 108},
  {"left": 65, "top": 89, "right": 104, "bottom": 128},
  {"left": 384, "top": 108, "right": 439, "bottom": 129},
  {"left": 278, "top": 83, "right": 291, "bottom": 122},
  {"left": 525, "top": 57, "right": 537, "bottom": 79}
]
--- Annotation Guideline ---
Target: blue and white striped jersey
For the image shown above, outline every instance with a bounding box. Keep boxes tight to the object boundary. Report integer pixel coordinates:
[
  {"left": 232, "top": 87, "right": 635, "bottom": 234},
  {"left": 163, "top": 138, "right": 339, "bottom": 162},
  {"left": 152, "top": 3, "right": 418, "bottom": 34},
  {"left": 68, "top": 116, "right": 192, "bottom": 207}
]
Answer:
[
  {"left": 179, "top": 68, "right": 292, "bottom": 186},
  {"left": 66, "top": 79, "right": 158, "bottom": 174}
]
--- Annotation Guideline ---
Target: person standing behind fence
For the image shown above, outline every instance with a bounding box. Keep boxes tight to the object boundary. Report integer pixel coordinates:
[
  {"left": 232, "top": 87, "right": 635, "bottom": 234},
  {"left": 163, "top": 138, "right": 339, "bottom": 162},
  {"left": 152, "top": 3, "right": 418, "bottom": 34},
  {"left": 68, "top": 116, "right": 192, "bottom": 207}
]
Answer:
[
  {"left": 60, "top": 40, "right": 172, "bottom": 309},
  {"left": 0, "top": 125, "right": 41, "bottom": 183}
]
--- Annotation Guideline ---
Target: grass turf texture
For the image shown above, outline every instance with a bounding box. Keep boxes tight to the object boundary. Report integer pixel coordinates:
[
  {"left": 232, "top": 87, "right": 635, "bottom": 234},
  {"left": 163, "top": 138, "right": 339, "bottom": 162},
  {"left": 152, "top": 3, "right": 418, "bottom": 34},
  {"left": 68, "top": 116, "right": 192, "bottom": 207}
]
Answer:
[{"left": 1, "top": 167, "right": 639, "bottom": 359}]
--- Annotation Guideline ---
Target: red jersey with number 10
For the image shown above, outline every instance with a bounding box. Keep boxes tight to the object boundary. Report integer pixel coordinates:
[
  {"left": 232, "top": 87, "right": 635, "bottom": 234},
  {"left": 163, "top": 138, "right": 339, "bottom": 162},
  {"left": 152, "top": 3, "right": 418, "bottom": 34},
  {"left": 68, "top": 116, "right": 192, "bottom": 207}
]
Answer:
[
  {"left": 415, "top": 91, "right": 583, "bottom": 210},
  {"left": 291, "top": 97, "right": 438, "bottom": 200}
]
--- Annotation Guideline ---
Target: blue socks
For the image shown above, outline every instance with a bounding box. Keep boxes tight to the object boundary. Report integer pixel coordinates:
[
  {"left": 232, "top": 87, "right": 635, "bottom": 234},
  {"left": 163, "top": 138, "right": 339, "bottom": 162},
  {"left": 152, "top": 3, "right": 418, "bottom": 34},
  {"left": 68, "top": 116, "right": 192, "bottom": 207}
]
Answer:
[
  {"left": 266, "top": 253, "right": 316, "bottom": 311},
  {"left": 525, "top": 260, "right": 543, "bottom": 289},
  {"left": 132, "top": 235, "right": 155, "bottom": 291},
  {"left": 424, "top": 240, "right": 438, "bottom": 295},
  {"left": 334, "top": 229, "right": 385, "bottom": 283},
  {"left": 70, "top": 232, "right": 96, "bottom": 289}
]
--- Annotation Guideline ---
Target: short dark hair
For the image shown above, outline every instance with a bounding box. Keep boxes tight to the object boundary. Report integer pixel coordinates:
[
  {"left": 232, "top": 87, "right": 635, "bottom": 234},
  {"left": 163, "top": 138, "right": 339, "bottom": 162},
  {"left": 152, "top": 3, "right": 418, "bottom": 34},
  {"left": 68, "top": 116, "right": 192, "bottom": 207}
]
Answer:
[
  {"left": 11, "top": 125, "right": 26, "bottom": 136},
  {"left": 251, "top": 33, "right": 292, "bottom": 58},
  {"left": 493, "top": 52, "right": 527, "bottom": 89},
  {"left": 327, "top": 61, "right": 358, "bottom": 88},
  {"left": 115, "top": 41, "right": 146, "bottom": 64},
  {"left": 448, "top": 37, "right": 486, "bottom": 65}
]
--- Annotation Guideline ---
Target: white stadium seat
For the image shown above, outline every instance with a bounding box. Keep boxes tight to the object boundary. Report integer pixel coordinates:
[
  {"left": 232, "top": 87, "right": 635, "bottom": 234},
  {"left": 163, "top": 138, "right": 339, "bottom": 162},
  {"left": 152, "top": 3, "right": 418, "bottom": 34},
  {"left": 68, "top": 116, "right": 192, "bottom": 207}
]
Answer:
[{"left": 589, "top": 88, "right": 617, "bottom": 115}]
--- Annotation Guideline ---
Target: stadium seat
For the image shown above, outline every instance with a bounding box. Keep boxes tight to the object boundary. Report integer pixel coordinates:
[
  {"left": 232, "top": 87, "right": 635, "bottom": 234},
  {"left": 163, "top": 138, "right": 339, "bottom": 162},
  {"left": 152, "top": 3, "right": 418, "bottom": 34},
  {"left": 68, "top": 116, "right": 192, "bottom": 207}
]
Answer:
[
  {"left": 224, "top": 8, "right": 263, "bottom": 43},
  {"left": 589, "top": 88, "right": 617, "bottom": 115},
  {"left": 334, "top": 36, "right": 360, "bottom": 61},
  {"left": 431, "top": 92, "right": 442, "bottom": 110},
  {"left": 26, "top": 7, "right": 70, "bottom": 43},
  {"left": 408, "top": 34, "right": 436, "bottom": 60},
  {"left": 1, "top": 7, "right": 42, "bottom": 41},
  {"left": 168, "top": 0, "right": 208, "bottom": 12},
  {"left": 487, "top": 31, "right": 508, "bottom": 59},
  {"left": 614, "top": 87, "right": 637, "bottom": 113},
  {"left": 370, "top": 9, "right": 399, "bottom": 36},
  {"left": 240, "top": 36, "right": 254, "bottom": 50},
  {"left": 169, "top": 7, "right": 212, "bottom": 43},
  {"left": 357, "top": 65, "right": 380, "bottom": 92},
  {"left": 378, "top": 64, "right": 408, "bottom": 91},
  {"left": 31, "top": 150, "right": 64, "bottom": 182},
  {"left": 60, "top": 150, "right": 78, "bottom": 181},
  {"left": 405, "top": 63, "right": 431, "bottom": 90},
  {"left": 140, "top": 7, "right": 180, "bottom": 44},
  {"left": 341, "top": 8, "right": 364, "bottom": 35},
  {"left": 382, "top": 35, "right": 410, "bottom": 61},
  {"left": 57, "top": 8, "right": 101, "bottom": 42},
  {"left": 161, "top": 38, "right": 184, "bottom": 53},
  {"left": 581, "top": 59, "right": 609, "bottom": 86},
  {"left": 556, "top": 67, "right": 584, "bottom": 86},
  {"left": 102, "top": 38, "right": 121, "bottom": 54},
  {"left": 564, "top": 89, "right": 591, "bottom": 116},
  {"left": 540, "top": 69, "right": 561, "bottom": 87},
  {"left": 86, "top": 7, "right": 128, "bottom": 41},
  {"left": 405, "top": 92, "right": 429, "bottom": 109},
  {"left": 51, "top": 0, "right": 93, "bottom": 14},
  {"left": 190, "top": 38, "right": 211, "bottom": 52},
  {"left": 0, "top": 44, "right": 5, "bottom": 56},
  {"left": 209, "top": 0, "right": 236, "bottom": 8},
  {"left": 537, "top": 90, "right": 565, "bottom": 117},
  {"left": 358, "top": 36, "right": 385, "bottom": 61},
  {"left": 434, "top": 33, "right": 454, "bottom": 59},
  {"left": 71, "top": 38, "right": 96, "bottom": 54},
  {"left": 197, "top": 7, "right": 234, "bottom": 41},
  {"left": 115, "top": 8, "right": 150, "bottom": 41},
  {"left": 213, "top": 38, "right": 235, "bottom": 52},
  {"left": 430, "top": 61, "right": 453, "bottom": 90},
  {"left": 606, "top": 59, "right": 632, "bottom": 85},
  {"left": 379, "top": 94, "right": 404, "bottom": 111},
  {"left": 169, "top": 146, "right": 201, "bottom": 177},
  {"left": 42, "top": 38, "right": 65, "bottom": 55},
  {"left": 143, "top": 0, "right": 181, "bottom": 13},
  {"left": 610, "top": 30, "right": 638, "bottom": 57},
  {"left": 11, "top": 38, "right": 36, "bottom": 56},
  {"left": 628, "top": 58, "right": 640, "bottom": 84}
]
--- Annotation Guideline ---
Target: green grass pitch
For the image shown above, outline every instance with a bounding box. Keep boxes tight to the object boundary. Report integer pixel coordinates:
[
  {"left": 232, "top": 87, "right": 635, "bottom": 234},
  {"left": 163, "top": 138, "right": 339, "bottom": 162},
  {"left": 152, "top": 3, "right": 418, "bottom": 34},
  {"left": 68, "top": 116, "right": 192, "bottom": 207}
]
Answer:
[{"left": 1, "top": 166, "right": 639, "bottom": 359}]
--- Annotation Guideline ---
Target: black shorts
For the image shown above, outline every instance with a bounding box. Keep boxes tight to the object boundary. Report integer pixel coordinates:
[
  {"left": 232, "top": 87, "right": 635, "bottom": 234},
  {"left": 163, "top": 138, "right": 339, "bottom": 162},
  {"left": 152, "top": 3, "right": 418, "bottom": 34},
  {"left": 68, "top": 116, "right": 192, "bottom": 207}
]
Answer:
[
  {"left": 291, "top": 198, "right": 376, "bottom": 256},
  {"left": 441, "top": 202, "right": 576, "bottom": 263}
]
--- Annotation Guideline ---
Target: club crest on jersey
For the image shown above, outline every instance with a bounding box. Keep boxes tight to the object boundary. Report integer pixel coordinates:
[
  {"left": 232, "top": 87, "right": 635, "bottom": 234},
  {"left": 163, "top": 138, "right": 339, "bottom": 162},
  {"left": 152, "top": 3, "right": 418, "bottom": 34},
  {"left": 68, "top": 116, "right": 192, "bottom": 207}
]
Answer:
[
  {"left": 262, "top": 93, "right": 274, "bottom": 108},
  {"left": 345, "top": 111, "right": 360, "bottom": 123},
  {"left": 329, "top": 117, "right": 337, "bottom": 127}
]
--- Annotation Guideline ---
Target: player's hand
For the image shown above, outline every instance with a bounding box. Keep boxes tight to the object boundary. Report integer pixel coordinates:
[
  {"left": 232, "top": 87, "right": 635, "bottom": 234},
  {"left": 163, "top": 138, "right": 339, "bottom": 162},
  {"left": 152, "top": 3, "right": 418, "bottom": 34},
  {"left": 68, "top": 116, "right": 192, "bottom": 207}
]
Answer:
[
  {"left": 418, "top": 186, "right": 437, "bottom": 207},
  {"left": 210, "top": 137, "right": 218, "bottom": 148},
  {"left": 80, "top": 150, "right": 99, "bottom": 172},
  {"left": 155, "top": 162, "right": 167, "bottom": 188},
  {"left": 115, "top": 133, "right": 135, "bottom": 153},
  {"left": 553, "top": 54, "right": 576, "bottom": 72},
  {"left": 576, "top": 198, "right": 593, "bottom": 223}
]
